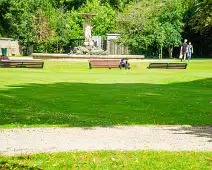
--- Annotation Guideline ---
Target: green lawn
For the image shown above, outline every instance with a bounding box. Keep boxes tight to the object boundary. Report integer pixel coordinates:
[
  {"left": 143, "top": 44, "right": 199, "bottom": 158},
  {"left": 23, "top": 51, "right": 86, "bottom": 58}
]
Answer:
[
  {"left": 0, "top": 151, "right": 211, "bottom": 169},
  {"left": 0, "top": 60, "right": 211, "bottom": 128},
  {"left": 0, "top": 59, "right": 211, "bottom": 169}
]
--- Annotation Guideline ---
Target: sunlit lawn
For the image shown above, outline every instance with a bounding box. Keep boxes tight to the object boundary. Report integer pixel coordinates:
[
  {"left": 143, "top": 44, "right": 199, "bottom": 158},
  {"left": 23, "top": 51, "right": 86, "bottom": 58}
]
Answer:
[
  {"left": 0, "top": 59, "right": 212, "bottom": 169},
  {"left": 0, "top": 59, "right": 211, "bottom": 128},
  {"left": 0, "top": 151, "right": 212, "bottom": 169}
]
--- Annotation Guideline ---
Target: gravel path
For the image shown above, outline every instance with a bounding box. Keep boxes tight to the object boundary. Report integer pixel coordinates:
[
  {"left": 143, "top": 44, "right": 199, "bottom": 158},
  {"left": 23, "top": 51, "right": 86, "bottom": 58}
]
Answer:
[{"left": 0, "top": 126, "right": 211, "bottom": 156}]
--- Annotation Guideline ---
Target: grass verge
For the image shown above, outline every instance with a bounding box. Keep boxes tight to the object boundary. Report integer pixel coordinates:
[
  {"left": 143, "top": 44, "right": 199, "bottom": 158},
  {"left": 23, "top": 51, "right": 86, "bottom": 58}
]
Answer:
[{"left": 0, "top": 151, "right": 212, "bottom": 170}]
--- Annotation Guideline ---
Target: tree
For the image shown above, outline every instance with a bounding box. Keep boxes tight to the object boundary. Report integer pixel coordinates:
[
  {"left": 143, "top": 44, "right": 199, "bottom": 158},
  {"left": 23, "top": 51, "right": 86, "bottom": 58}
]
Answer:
[
  {"left": 189, "top": 0, "right": 212, "bottom": 56},
  {"left": 189, "top": 0, "right": 212, "bottom": 36},
  {"left": 3, "top": 0, "right": 77, "bottom": 53},
  {"left": 158, "top": 0, "right": 184, "bottom": 58},
  {"left": 4, "top": 0, "right": 54, "bottom": 53},
  {"left": 117, "top": 0, "right": 184, "bottom": 57},
  {"left": 182, "top": 0, "right": 212, "bottom": 57},
  {"left": 78, "top": 0, "right": 116, "bottom": 38},
  {"left": 0, "top": 0, "right": 13, "bottom": 37}
]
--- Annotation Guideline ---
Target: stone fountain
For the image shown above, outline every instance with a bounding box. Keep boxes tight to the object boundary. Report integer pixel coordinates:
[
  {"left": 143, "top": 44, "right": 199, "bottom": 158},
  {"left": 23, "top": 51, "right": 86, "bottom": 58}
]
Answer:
[
  {"left": 32, "top": 13, "right": 144, "bottom": 59},
  {"left": 71, "top": 13, "right": 108, "bottom": 55},
  {"left": 80, "top": 13, "right": 97, "bottom": 49}
]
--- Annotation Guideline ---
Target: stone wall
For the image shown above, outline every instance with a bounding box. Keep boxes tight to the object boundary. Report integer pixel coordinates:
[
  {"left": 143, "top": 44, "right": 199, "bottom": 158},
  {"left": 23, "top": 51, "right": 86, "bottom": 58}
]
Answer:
[
  {"left": 107, "top": 40, "right": 129, "bottom": 55},
  {"left": 32, "top": 53, "right": 144, "bottom": 60},
  {"left": 106, "top": 34, "right": 129, "bottom": 55}
]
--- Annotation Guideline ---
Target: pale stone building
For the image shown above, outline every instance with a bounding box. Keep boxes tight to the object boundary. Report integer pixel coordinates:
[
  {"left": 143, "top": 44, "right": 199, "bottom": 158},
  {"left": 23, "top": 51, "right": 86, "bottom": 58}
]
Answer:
[
  {"left": 106, "top": 34, "right": 129, "bottom": 55},
  {"left": 0, "top": 38, "right": 20, "bottom": 56}
]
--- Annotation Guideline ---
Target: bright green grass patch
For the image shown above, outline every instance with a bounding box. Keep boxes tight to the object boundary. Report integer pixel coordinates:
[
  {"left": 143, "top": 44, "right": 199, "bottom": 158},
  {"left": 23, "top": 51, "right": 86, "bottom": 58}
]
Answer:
[
  {"left": 0, "top": 60, "right": 211, "bottom": 128},
  {"left": 0, "top": 151, "right": 211, "bottom": 169}
]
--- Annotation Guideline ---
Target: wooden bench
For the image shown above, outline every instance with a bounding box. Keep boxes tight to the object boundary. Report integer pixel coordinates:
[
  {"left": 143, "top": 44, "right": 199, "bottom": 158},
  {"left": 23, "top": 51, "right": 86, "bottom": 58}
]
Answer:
[
  {"left": 0, "top": 60, "right": 44, "bottom": 69},
  {"left": 148, "top": 63, "right": 187, "bottom": 69},
  {"left": 89, "top": 60, "right": 121, "bottom": 69}
]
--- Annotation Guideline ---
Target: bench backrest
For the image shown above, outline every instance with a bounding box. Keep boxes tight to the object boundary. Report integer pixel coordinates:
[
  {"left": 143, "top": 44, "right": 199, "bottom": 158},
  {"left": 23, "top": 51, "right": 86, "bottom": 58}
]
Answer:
[
  {"left": 149, "top": 63, "right": 187, "bottom": 69},
  {"left": 89, "top": 60, "right": 120, "bottom": 68},
  {"left": 0, "top": 60, "right": 44, "bottom": 68},
  {"left": 168, "top": 63, "right": 187, "bottom": 67},
  {"left": 149, "top": 63, "right": 168, "bottom": 68},
  {"left": 108, "top": 60, "right": 120, "bottom": 67}
]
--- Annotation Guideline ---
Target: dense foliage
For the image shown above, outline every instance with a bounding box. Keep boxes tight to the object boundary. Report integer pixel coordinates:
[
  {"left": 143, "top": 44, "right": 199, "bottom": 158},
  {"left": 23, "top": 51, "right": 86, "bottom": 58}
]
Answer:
[
  {"left": 0, "top": 0, "right": 211, "bottom": 57},
  {"left": 117, "top": 0, "right": 184, "bottom": 57},
  {"left": 186, "top": 0, "right": 212, "bottom": 56}
]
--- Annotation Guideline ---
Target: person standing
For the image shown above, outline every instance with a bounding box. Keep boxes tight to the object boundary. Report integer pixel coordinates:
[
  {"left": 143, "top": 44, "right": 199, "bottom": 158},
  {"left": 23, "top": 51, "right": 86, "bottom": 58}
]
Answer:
[
  {"left": 187, "top": 42, "right": 193, "bottom": 62},
  {"left": 180, "top": 39, "right": 188, "bottom": 61}
]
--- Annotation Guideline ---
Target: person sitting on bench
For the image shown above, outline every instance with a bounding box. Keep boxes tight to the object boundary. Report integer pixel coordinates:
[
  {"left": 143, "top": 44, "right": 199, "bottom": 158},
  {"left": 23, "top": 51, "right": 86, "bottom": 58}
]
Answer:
[
  {"left": 1, "top": 56, "right": 9, "bottom": 60},
  {"left": 120, "top": 58, "right": 130, "bottom": 69}
]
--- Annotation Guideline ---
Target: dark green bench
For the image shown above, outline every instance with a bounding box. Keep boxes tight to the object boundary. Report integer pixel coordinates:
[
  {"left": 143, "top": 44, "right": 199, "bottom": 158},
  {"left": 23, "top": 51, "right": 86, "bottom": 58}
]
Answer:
[
  {"left": 0, "top": 60, "right": 44, "bottom": 69},
  {"left": 148, "top": 63, "right": 187, "bottom": 69}
]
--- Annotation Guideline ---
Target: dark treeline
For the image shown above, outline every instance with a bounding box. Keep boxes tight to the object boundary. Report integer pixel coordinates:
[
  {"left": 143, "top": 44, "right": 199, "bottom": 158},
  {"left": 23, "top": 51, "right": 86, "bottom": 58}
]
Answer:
[{"left": 0, "top": 0, "right": 211, "bottom": 57}]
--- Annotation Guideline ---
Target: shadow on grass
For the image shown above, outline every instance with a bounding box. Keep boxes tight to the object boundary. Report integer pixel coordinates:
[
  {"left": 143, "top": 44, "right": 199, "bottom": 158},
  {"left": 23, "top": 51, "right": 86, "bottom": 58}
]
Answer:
[
  {"left": 0, "top": 78, "right": 211, "bottom": 127},
  {"left": 0, "top": 160, "right": 40, "bottom": 169}
]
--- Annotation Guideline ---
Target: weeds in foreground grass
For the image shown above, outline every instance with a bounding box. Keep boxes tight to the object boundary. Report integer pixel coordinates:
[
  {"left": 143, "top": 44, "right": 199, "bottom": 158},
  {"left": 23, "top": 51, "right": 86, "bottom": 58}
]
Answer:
[{"left": 0, "top": 151, "right": 212, "bottom": 170}]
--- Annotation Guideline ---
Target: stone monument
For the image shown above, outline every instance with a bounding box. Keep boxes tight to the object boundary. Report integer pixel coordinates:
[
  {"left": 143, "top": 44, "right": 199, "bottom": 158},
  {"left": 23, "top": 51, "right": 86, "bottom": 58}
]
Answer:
[
  {"left": 70, "top": 13, "right": 108, "bottom": 55},
  {"left": 80, "top": 13, "right": 97, "bottom": 50}
]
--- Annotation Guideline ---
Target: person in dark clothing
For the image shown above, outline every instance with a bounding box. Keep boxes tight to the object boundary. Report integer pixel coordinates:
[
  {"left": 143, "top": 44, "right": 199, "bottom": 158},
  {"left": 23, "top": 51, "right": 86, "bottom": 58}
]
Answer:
[
  {"left": 180, "top": 39, "right": 188, "bottom": 61},
  {"left": 120, "top": 58, "right": 130, "bottom": 69}
]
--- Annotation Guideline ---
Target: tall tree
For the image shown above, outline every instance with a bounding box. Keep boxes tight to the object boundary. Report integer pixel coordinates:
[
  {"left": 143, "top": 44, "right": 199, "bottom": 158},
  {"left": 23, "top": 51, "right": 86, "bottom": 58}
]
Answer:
[
  {"left": 158, "top": 0, "right": 184, "bottom": 58},
  {"left": 0, "top": 0, "right": 13, "bottom": 37},
  {"left": 189, "top": 0, "right": 212, "bottom": 56},
  {"left": 182, "top": 0, "right": 212, "bottom": 57},
  {"left": 189, "top": 0, "right": 212, "bottom": 36},
  {"left": 117, "top": 0, "right": 184, "bottom": 57},
  {"left": 78, "top": 0, "right": 116, "bottom": 38},
  {"left": 4, "top": 0, "right": 76, "bottom": 53}
]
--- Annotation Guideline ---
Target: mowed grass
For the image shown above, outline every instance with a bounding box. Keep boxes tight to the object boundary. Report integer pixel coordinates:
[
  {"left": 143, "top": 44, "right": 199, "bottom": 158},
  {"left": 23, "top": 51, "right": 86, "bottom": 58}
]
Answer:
[
  {"left": 0, "top": 59, "right": 211, "bottom": 128},
  {"left": 0, "top": 60, "right": 211, "bottom": 169},
  {"left": 0, "top": 151, "right": 212, "bottom": 170}
]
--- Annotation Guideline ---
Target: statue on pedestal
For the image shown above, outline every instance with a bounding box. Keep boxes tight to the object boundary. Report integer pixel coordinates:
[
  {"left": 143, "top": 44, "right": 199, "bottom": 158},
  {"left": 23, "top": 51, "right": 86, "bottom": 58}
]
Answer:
[
  {"left": 71, "top": 13, "right": 108, "bottom": 55},
  {"left": 80, "top": 13, "right": 97, "bottom": 49},
  {"left": 84, "top": 22, "right": 93, "bottom": 47}
]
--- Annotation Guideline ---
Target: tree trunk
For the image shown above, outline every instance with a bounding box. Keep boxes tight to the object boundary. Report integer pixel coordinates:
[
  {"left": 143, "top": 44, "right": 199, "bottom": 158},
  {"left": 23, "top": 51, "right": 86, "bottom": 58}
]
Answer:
[
  {"left": 160, "top": 44, "right": 163, "bottom": 59},
  {"left": 168, "top": 46, "right": 173, "bottom": 58}
]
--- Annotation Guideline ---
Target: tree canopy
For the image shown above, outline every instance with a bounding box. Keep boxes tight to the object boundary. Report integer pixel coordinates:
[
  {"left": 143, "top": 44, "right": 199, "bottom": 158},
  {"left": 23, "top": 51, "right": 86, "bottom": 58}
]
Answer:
[
  {"left": 0, "top": 0, "right": 211, "bottom": 57},
  {"left": 116, "top": 0, "right": 184, "bottom": 57}
]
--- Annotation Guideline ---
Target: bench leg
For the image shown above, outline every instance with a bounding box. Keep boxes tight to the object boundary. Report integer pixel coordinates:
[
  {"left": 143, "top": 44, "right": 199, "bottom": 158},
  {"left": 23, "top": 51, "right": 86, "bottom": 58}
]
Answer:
[{"left": 89, "top": 63, "right": 92, "bottom": 69}]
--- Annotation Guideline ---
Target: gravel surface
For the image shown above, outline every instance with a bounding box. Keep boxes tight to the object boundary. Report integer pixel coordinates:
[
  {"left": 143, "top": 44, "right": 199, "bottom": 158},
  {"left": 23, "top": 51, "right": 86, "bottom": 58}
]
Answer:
[{"left": 0, "top": 126, "right": 211, "bottom": 156}]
